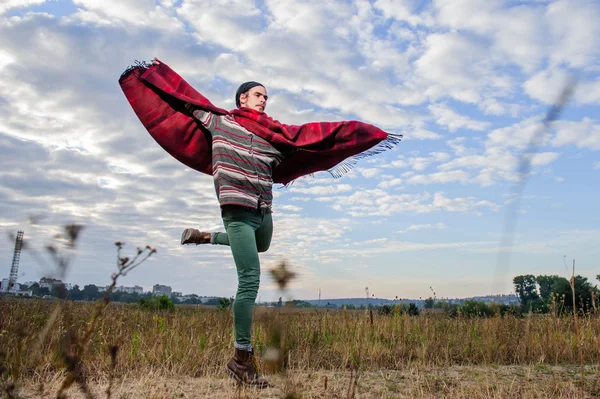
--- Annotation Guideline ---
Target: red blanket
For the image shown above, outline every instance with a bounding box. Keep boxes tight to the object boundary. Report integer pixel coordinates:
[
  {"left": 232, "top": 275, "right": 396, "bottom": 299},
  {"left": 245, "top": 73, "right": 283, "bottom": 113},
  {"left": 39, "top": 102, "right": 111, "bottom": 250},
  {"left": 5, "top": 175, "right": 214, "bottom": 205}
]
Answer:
[{"left": 119, "top": 59, "right": 402, "bottom": 185}]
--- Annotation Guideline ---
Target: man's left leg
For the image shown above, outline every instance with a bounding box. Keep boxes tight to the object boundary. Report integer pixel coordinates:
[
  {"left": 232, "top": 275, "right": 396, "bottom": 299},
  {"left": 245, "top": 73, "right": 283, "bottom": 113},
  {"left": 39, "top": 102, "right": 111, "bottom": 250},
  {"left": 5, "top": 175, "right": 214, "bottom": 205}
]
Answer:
[{"left": 222, "top": 207, "right": 269, "bottom": 388}]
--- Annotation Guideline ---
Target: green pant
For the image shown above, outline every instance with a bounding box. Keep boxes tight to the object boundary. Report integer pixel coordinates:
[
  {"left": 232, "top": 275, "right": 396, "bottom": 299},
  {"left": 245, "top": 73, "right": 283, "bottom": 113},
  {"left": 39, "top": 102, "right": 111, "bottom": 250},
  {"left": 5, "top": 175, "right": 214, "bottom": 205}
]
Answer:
[{"left": 213, "top": 205, "right": 273, "bottom": 349}]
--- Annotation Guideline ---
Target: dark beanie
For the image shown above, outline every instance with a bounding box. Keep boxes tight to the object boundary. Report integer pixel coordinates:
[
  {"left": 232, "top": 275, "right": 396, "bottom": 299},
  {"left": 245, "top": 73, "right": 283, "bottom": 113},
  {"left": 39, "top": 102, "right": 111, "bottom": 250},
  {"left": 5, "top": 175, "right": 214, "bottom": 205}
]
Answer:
[{"left": 235, "top": 81, "right": 264, "bottom": 107}]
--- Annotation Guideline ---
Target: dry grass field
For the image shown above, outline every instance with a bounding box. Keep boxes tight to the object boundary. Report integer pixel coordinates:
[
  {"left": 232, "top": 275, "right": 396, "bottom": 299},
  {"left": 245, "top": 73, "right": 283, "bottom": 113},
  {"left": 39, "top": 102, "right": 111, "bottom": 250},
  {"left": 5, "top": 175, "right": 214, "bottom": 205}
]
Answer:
[{"left": 2, "top": 298, "right": 600, "bottom": 398}]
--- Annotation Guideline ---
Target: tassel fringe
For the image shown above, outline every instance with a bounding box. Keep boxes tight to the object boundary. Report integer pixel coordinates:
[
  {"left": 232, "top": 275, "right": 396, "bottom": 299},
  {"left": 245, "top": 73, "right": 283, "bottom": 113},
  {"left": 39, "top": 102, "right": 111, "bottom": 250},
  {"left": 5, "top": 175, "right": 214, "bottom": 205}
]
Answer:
[
  {"left": 327, "top": 134, "right": 403, "bottom": 179},
  {"left": 119, "top": 59, "right": 153, "bottom": 80}
]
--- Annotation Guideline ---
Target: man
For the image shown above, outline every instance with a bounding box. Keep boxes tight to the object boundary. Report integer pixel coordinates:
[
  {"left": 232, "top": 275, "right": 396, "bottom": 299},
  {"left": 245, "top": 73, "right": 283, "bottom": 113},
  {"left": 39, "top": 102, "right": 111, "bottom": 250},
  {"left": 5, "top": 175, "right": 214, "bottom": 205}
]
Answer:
[
  {"left": 119, "top": 58, "right": 402, "bottom": 390},
  {"left": 181, "top": 81, "right": 279, "bottom": 388}
]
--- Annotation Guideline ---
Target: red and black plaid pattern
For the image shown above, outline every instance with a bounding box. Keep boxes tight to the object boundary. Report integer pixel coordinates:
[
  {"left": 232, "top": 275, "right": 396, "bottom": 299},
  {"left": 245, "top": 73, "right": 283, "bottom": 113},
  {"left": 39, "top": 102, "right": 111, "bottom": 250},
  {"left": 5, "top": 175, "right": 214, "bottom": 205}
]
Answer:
[{"left": 119, "top": 59, "right": 401, "bottom": 185}]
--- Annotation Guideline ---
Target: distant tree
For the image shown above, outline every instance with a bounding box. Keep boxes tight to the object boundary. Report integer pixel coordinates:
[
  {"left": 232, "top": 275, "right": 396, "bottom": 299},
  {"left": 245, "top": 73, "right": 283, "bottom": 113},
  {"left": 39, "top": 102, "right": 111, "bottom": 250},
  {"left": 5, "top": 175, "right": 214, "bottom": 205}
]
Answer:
[
  {"left": 217, "top": 297, "right": 232, "bottom": 310},
  {"left": 423, "top": 297, "right": 435, "bottom": 309},
  {"left": 159, "top": 295, "right": 175, "bottom": 311},
  {"left": 378, "top": 305, "right": 393, "bottom": 315},
  {"left": 287, "top": 300, "right": 312, "bottom": 308},
  {"left": 69, "top": 285, "right": 84, "bottom": 301},
  {"left": 28, "top": 283, "right": 41, "bottom": 296},
  {"left": 277, "top": 297, "right": 283, "bottom": 307},
  {"left": 513, "top": 275, "right": 540, "bottom": 310},
  {"left": 406, "top": 303, "right": 420, "bottom": 316},
  {"left": 459, "top": 300, "right": 492, "bottom": 317},
  {"left": 51, "top": 284, "right": 68, "bottom": 299},
  {"left": 81, "top": 284, "right": 100, "bottom": 301},
  {"left": 551, "top": 275, "right": 598, "bottom": 314},
  {"left": 536, "top": 275, "right": 561, "bottom": 303},
  {"left": 138, "top": 295, "right": 175, "bottom": 311},
  {"left": 204, "top": 298, "right": 220, "bottom": 306}
]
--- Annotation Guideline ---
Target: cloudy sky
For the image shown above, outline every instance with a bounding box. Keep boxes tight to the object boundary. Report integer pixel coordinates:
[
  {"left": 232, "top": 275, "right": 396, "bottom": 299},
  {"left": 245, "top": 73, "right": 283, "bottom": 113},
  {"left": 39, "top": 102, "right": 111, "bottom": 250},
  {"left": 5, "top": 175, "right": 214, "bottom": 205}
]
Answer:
[{"left": 1, "top": 0, "right": 599, "bottom": 301}]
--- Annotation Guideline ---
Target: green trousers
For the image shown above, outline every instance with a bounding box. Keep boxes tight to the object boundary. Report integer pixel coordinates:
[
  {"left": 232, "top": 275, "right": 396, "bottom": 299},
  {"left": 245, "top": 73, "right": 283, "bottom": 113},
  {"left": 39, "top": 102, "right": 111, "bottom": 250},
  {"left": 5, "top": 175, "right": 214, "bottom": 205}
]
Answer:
[{"left": 213, "top": 205, "right": 273, "bottom": 349}]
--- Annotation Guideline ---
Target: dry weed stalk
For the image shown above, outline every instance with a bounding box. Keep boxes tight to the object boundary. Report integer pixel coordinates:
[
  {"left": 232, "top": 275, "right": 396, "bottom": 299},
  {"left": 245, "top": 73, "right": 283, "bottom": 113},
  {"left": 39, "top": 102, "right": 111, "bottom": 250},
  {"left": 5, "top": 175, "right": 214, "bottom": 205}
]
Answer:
[
  {"left": 4, "top": 223, "right": 155, "bottom": 399},
  {"left": 56, "top": 241, "right": 156, "bottom": 398},
  {"left": 569, "top": 259, "right": 585, "bottom": 396}
]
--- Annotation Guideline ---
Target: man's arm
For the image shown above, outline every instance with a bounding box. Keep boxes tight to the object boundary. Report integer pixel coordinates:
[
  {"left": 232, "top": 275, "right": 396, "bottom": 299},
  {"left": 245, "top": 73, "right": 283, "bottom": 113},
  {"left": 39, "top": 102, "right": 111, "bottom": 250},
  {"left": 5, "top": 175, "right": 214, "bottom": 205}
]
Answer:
[
  {"left": 184, "top": 103, "right": 217, "bottom": 132},
  {"left": 150, "top": 59, "right": 218, "bottom": 133}
]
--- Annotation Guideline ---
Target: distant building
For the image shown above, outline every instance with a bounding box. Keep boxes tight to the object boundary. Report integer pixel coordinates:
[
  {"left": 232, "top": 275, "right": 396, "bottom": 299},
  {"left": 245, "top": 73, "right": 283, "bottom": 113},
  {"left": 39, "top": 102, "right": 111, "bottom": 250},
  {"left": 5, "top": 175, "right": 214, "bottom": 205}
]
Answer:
[
  {"left": 107, "top": 285, "right": 144, "bottom": 295},
  {"left": 0, "top": 280, "right": 32, "bottom": 297},
  {"left": 39, "top": 277, "right": 64, "bottom": 290},
  {"left": 172, "top": 291, "right": 182, "bottom": 297},
  {"left": 152, "top": 284, "right": 172, "bottom": 297},
  {"left": 180, "top": 294, "right": 198, "bottom": 302}
]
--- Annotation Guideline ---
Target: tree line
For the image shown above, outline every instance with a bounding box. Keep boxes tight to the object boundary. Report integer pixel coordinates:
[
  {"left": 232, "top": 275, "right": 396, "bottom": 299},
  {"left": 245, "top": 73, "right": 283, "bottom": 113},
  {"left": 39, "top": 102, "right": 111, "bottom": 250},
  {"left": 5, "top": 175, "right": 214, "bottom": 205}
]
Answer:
[
  {"left": 513, "top": 274, "right": 599, "bottom": 314},
  {"left": 20, "top": 283, "right": 224, "bottom": 305}
]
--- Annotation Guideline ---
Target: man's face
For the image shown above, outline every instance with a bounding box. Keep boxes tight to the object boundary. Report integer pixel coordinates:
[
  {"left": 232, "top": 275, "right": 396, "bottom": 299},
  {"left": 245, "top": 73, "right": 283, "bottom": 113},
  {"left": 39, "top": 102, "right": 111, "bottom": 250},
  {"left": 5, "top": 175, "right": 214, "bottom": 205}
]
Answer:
[{"left": 239, "top": 86, "right": 268, "bottom": 112}]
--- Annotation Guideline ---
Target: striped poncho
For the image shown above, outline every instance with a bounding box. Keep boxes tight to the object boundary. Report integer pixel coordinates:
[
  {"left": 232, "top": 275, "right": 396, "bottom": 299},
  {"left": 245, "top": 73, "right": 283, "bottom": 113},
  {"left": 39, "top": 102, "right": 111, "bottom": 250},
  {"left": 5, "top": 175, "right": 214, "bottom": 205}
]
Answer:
[{"left": 190, "top": 108, "right": 282, "bottom": 213}]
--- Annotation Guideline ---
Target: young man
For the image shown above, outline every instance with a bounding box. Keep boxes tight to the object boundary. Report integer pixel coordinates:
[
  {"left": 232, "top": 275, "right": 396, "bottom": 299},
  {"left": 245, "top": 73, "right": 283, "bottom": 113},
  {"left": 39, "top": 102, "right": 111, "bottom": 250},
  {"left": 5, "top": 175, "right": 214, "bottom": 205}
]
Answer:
[
  {"left": 119, "top": 58, "right": 401, "bottom": 390},
  {"left": 180, "top": 81, "right": 278, "bottom": 388}
]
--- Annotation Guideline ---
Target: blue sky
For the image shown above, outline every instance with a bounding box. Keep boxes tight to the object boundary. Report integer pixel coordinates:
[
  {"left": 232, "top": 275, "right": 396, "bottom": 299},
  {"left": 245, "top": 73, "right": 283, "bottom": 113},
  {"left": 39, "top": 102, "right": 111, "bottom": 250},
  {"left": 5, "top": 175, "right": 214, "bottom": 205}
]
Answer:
[{"left": 0, "top": 0, "right": 599, "bottom": 301}]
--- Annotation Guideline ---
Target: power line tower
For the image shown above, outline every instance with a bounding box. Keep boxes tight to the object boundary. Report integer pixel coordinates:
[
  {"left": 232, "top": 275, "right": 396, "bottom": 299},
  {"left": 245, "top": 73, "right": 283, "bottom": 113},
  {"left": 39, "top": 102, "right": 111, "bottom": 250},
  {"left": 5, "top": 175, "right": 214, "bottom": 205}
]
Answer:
[{"left": 9, "top": 231, "right": 24, "bottom": 289}]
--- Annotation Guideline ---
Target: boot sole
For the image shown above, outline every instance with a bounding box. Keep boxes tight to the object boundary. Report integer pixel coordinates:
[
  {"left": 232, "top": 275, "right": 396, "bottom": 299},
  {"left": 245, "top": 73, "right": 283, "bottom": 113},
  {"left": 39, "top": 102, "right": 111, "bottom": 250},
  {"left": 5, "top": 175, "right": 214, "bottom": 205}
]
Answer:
[
  {"left": 181, "top": 229, "right": 210, "bottom": 245},
  {"left": 180, "top": 229, "right": 193, "bottom": 245},
  {"left": 226, "top": 365, "right": 269, "bottom": 389}
]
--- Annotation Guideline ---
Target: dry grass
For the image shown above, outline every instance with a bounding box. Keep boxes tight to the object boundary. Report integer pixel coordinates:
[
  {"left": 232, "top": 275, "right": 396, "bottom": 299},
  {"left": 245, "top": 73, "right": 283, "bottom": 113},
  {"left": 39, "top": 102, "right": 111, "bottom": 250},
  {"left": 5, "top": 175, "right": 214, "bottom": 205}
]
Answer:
[
  {"left": 3, "top": 300, "right": 600, "bottom": 374},
  {"left": 13, "top": 364, "right": 600, "bottom": 398}
]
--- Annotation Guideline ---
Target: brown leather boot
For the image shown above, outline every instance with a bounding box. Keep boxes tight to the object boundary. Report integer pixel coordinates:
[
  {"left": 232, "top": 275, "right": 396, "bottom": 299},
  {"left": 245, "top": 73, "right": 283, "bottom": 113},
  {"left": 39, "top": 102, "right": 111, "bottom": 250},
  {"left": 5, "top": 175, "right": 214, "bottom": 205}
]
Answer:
[
  {"left": 180, "top": 229, "right": 211, "bottom": 245},
  {"left": 226, "top": 348, "right": 269, "bottom": 389}
]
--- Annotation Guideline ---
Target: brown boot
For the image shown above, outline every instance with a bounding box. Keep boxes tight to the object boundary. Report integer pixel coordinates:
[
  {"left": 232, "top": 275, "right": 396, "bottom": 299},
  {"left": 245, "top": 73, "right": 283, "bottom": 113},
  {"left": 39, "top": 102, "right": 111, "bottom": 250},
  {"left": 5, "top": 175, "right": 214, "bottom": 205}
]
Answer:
[
  {"left": 180, "top": 229, "right": 211, "bottom": 245},
  {"left": 226, "top": 348, "right": 269, "bottom": 389}
]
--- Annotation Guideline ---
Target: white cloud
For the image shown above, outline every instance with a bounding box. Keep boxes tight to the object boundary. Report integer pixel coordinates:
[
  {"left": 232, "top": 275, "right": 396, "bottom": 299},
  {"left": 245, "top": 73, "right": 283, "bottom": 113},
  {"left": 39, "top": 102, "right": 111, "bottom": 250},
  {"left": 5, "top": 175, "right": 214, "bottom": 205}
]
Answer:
[
  {"left": 594, "top": 162, "right": 600, "bottom": 170},
  {"left": 319, "top": 190, "right": 499, "bottom": 217},
  {"left": 359, "top": 168, "right": 380, "bottom": 178},
  {"left": 378, "top": 178, "right": 403, "bottom": 189},
  {"left": 429, "top": 103, "right": 491, "bottom": 132},
  {"left": 288, "top": 184, "right": 353, "bottom": 195},
  {"left": 408, "top": 128, "right": 442, "bottom": 140},
  {"left": 398, "top": 222, "right": 445, "bottom": 233},
  {"left": 0, "top": 0, "right": 46, "bottom": 15},
  {"left": 415, "top": 32, "right": 490, "bottom": 103},
  {"left": 524, "top": 152, "right": 560, "bottom": 166},
  {"left": 373, "top": 0, "right": 432, "bottom": 26},
  {"left": 546, "top": 0, "right": 600, "bottom": 69},
  {"left": 390, "top": 152, "right": 451, "bottom": 173},
  {"left": 486, "top": 116, "right": 548, "bottom": 151},
  {"left": 523, "top": 68, "right": 573, "bottom": 105},
  {"left": 177, "top": 0, "right": 261, "bottom": 49},
  {"left": 439, "top": 149, "right": 517, "bottom": 173},
  {"left": 407, "top": 170, "right": 471, "bottom": 185},
  {"left": 68, "top": 0, "right": 185, "bottom": 30},
  {"left": 576, "top": 77, "right": 600, "bottom": 105},
  {"left": 276, "top": 204, "right": 303, "bottom": 213},
  {"left": 551, "top": 118, "right": 600, "bottom": 150}
]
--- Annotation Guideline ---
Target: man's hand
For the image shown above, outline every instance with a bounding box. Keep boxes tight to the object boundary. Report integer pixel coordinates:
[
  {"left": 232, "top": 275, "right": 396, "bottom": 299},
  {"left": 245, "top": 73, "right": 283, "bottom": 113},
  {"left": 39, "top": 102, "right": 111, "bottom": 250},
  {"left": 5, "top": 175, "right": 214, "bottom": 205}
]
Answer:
[
  {"left": 184, "top": 102, "right": 196, "bottom": 114},
  {"left": 152, "top": 58, "right": 160, "bottom": 66}
]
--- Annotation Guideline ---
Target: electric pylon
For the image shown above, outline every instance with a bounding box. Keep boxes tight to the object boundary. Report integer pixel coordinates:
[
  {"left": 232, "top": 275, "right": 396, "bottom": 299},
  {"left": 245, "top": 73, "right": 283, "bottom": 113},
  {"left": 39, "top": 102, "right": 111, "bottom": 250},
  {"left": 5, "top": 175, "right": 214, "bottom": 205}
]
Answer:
[{"left": 9, "top": 231, "right": 24, "bottom": 289}]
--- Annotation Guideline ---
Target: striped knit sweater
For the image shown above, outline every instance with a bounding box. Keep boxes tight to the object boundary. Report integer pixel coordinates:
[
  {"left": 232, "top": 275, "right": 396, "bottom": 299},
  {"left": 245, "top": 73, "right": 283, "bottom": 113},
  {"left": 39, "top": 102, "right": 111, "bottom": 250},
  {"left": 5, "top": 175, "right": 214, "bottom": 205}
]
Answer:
[{"left": 192, "top": 109, "right": 283, "bottom": 213}]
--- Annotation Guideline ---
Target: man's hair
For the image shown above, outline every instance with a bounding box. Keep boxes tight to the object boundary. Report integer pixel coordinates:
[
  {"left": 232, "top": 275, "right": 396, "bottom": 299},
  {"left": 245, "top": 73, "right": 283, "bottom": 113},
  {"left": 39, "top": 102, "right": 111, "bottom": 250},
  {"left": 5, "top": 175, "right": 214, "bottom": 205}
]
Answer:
[{"left": 235, "top": 81, "right": 264, "bottom": 107}]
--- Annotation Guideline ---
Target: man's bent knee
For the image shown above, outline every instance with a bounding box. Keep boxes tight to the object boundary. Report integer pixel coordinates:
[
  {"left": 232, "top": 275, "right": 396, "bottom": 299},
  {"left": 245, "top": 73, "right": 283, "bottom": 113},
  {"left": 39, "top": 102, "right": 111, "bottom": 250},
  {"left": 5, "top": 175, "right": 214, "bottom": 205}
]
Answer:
[{"left": 257, "top": 243, "right": 270, "bottom": 253}]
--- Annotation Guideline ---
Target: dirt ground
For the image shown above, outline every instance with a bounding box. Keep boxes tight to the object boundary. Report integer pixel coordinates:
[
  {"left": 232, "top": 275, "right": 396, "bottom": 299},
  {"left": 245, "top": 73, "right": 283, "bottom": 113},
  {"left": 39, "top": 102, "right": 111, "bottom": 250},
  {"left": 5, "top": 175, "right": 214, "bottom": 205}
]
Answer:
[{"left": 11, "top": 364, "right": 600, "bottom": 399}]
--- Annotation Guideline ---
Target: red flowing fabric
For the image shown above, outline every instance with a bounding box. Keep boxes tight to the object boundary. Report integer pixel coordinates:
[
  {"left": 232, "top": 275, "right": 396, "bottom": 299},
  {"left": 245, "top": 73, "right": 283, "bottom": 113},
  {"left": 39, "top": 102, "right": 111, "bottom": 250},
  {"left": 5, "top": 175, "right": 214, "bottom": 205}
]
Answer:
[{"left": 119, "top": 59, "right": 401, "bottom": 185}]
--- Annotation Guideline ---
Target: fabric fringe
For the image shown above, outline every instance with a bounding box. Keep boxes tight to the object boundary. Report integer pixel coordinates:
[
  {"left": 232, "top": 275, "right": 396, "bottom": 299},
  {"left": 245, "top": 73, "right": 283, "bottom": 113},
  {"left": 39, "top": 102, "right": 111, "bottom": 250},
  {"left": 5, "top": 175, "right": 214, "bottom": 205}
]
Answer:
[
  {"left": 119, "top": 59, "right": 153, "bottom": 80},
  {"left": 281, "top": 134, "right": 403, "bottom": 186},
  {"left": 327, "top": 133, "right": 403, "bottom": 179}
]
